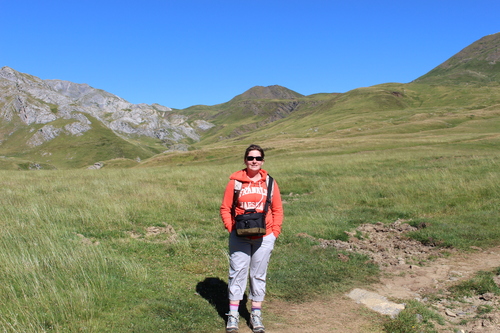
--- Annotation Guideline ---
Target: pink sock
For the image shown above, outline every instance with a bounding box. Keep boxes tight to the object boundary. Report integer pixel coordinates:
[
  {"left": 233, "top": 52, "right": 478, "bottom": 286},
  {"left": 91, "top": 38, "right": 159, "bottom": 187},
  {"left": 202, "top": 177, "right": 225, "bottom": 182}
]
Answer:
[{"left": 230, "top": 304, "right": 239, "bottom": 312}]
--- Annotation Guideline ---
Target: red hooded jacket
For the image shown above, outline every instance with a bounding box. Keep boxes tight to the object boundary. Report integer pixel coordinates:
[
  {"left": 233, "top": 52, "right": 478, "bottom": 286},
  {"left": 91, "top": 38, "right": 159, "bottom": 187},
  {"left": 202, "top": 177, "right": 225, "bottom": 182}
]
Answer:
[{"left": 220, "top": 169, "right": 283, "bottom": 237}]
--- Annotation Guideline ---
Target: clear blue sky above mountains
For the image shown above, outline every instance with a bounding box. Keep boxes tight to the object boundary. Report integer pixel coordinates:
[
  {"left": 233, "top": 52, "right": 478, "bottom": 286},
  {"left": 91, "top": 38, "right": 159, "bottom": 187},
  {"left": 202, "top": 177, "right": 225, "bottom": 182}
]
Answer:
[{"left": 1, "top": 0, "right": 499, "bottom": 109}]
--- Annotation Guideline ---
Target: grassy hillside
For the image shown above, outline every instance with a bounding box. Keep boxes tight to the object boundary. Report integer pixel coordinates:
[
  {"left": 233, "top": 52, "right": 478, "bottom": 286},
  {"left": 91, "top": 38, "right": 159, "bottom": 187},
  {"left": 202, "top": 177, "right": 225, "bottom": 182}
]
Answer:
[
  {"left": 3, "top": 78, "right": 500, "bottom": 170},
  {"left": 2, "top": 33, "right": 500, "bottom": 170},
  {"left": 170, "top": 32, "right": 500, "bottom": 155},
  {"left": 136, "top": 81, "right": 500, "bottom": 169},
  {"left": 0, "top": 135, "right": 498, "bottom": 332},
  {"left": 4, "top": 79, "right": 496, "bottom": 192},
  {"left": 0, "top": 114, "right": 165, "bottom": 170},
  {"left": 414, "top": 32, "right": 500, "bottom": 85}
]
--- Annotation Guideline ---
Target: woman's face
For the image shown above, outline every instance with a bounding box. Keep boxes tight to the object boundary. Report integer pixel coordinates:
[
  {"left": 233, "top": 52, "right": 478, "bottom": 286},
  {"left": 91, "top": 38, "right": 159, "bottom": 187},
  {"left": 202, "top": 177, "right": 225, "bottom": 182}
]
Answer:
[{"left": 244, "top": 149, "right": 264, "bottom": 172}]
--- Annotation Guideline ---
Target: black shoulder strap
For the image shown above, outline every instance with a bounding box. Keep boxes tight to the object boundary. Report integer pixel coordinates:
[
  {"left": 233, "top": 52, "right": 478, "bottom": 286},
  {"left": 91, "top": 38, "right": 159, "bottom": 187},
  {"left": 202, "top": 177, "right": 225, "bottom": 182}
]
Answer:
[
  {"left": 263, "top": 175, "right": 274, "bottom": 215},
  {"left": 231, "top": 180, "right": 242, "bottom": 217}
]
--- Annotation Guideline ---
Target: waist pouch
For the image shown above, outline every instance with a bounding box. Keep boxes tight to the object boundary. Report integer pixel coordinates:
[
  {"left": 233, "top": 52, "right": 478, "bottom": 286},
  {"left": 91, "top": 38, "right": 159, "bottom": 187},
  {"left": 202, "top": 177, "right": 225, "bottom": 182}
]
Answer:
[{"left": 235, "top": 209, "right": 266, "bottom": 236}]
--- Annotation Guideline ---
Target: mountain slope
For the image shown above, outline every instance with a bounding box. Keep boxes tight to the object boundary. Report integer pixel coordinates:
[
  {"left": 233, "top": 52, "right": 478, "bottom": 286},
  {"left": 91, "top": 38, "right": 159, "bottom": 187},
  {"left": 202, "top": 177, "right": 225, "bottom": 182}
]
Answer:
[
  {"left": 0, "top": 67, "right": 215, "bottom": 168},
  {"left": 230, "top": 85, "right": 304, "bottom": 101},
  {"left": 185, "top": 33, "right": 500, "bottom": 150},
  {"left": 414, "top": 32, "right": 500, "bottom": 85},
  {"left": 179, "top": 85, "right": 330, "bottom": 144},
  {"left": 2, "top": 33, "right": 500, "bottom": 169}
]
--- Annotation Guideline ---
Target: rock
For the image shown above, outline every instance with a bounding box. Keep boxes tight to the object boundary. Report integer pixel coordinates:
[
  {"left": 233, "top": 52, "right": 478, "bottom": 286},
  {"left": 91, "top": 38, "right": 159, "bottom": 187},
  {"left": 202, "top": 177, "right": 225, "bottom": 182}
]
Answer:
[
  {"left": 88, "top": 162, "right": 103, "bottom": 170},
  {"left": 347, "top": 288, "right": 405, "bottom": 318},
  {"left": 12, "top": 95, "right": 58, "bottom": 125},
  {"left": 27, "top": 125, "right": 62, "bottom": 147},
  {"left": 64, "top": 121, "right": 92, "bottom": 136},
  {"left": 445, "top": 309, "right": 457, "bottom": 317},
  {"left": 193, "top": 119, "right": 215, "bottom": 131},
  {"left": 480, "top": 293, "right": 495, "bottom": 301},
  {"left": 493, "top": 275, "right": 500, "bottom": 287},
  {"left": 165, "top": 143, "right": 189, "bottom": 152},
  {"left": 29, "top": 163, "right": 42, "bottom": 170}
]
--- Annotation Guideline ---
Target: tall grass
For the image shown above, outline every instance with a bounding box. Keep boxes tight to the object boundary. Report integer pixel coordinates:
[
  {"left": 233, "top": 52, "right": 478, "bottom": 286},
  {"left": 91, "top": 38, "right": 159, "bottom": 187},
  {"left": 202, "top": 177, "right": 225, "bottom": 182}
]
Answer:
[
  {"left": 0, "top": 142, "right": 498, "bottom": 331},
  {"left": 274, "top": 146, "right": 500, "bottom": 247}
]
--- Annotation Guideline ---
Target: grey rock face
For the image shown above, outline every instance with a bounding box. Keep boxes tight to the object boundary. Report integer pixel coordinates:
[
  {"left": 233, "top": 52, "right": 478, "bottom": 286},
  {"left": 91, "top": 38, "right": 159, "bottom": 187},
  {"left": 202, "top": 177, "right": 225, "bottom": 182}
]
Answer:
[
  {"left": 193, "top": 119, "right": 216, "bottom": 131},
  {"left": 12, "top": 95, "right": 58, "bottom": 125},
  {"left": 0, "top": 66, "right": 213, "bottom": 147},
  {"left": 27, "top": 125, "right": 63, "bottom": 147},
  {"left": 25, "top": 119, "right": 92, "bottom": 147},
  {"left": 64, "top": 121, "right": 92, "bottom": 136}
]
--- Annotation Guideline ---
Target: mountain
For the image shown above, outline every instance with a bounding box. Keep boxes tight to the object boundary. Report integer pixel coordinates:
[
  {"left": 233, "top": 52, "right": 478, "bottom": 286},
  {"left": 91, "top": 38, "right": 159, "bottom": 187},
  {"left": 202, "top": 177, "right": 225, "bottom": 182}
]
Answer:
[
  {"left": 0, "top": 66, "right": 215, "bottom": 168},
  {"left": 177, "top": 34, "right": 500, "bottom": 156},
  {"left": 230, "top": 85, "right": 304, "bottom": 101},
  {"left": 179, "top": 85, "right": 329, "bottom": 144},
  {"left": 414, "top": 32, "right": 500, "bottom": 85},
  {"left": 2, "top": 33, "right": 500, "bottom": 169}
]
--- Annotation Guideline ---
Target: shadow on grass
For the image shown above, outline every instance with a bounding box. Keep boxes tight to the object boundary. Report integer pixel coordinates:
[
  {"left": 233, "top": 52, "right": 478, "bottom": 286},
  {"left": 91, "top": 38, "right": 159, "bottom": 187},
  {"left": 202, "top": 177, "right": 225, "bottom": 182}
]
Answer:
[{"left": 196, "top": 277, "right": 250, "bottom": 326}]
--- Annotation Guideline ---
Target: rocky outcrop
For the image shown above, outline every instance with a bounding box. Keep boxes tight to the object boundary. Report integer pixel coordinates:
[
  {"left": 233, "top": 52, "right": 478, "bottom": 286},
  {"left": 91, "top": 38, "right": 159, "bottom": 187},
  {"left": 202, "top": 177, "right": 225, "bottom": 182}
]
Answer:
[
  {"left": 87, "top": 162, "right": 104, "bottom": 170},
  {"left": 12, "top": 95, "right": 58, "bottom": 125},
  {"left": 25, "top": 120, "right": 93, "bottom": 147},
  {"left": 0, "top": 66, "right": 214, "bottom": 148},
  {"left": 27, "top": 125, "right": 62, "bottom": 147},
  {"left": 64, "top": 121, "right": 92, "bottom": 136},
  {"left": 193, "top": 119, "right": 215, "bottom": 131}
]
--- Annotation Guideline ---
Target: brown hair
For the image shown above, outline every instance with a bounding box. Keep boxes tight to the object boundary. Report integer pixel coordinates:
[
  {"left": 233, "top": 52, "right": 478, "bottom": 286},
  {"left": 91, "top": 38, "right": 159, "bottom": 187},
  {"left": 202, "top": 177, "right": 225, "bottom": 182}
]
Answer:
[{"left": 244, "top": 144, "right": 265, "bottom": 159}]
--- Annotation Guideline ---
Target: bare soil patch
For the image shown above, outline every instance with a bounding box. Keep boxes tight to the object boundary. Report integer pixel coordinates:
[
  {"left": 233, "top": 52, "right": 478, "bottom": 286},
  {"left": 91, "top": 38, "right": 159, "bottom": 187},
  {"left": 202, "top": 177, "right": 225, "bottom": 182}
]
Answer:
[
  {"left": 256, "top": 220, "right": 500, "bottom": 333},
  {"left": 126, "top": 223, "right": 178, "bottom": 244}
]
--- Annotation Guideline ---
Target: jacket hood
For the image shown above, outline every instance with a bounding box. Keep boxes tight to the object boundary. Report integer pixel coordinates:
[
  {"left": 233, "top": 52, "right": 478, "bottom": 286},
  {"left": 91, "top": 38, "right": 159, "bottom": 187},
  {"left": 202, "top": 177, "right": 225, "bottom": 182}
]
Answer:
[{"left": 229, "top": 169, "right": 268, "bottom": 182}]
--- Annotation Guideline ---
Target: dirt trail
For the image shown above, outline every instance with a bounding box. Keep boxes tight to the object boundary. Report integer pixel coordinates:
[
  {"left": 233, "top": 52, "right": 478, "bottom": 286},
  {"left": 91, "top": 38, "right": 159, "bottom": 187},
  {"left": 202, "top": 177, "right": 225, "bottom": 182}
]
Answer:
[
  {"left": 239, "top": 221, "right": 500, "bottom": 333},
  {"left": 374, "top": 246, "right": 500, "bottom": 300}
]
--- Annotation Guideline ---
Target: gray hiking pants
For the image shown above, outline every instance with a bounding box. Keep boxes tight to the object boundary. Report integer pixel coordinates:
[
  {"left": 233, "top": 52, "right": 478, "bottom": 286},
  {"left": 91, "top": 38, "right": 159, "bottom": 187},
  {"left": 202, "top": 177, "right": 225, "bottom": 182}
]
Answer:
[{"left": 228, "top": 231, "right": 276, "bottom": 302}]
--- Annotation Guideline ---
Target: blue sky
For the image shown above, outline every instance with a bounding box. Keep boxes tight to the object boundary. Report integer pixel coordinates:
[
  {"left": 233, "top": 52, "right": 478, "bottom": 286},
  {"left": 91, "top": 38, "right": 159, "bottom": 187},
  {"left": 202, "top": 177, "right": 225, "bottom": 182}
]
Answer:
[{"left": 1, "top": 1, "right": 499, "bottom": 109}]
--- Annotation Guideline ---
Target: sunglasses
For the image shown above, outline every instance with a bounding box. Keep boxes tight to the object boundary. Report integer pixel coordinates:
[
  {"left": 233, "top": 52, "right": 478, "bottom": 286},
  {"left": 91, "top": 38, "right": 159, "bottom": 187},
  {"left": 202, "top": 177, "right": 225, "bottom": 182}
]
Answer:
[{"left": 246, "top": 156, "right": 263, "bottom": 161}]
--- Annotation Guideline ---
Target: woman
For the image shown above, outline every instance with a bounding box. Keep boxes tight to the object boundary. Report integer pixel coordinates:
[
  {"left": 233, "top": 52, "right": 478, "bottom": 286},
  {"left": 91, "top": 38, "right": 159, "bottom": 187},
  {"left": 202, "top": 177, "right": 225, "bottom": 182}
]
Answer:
[{"left": 220, "top": 144, "right": 283, "bottom": 333}]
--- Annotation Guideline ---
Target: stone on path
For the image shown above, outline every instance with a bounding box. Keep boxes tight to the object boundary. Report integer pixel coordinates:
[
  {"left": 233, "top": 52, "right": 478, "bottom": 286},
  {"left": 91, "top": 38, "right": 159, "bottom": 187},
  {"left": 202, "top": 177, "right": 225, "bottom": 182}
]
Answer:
[{"left": 347, "top": 288, "right": 405, "bottom": 318}]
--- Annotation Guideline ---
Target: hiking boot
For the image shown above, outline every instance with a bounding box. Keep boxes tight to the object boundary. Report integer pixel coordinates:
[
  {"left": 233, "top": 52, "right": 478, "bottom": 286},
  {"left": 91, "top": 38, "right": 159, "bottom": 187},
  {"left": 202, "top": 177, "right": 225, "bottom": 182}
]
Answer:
[
  {"left": 226, "top": 312, "right": 239, "bottom": 333},
  {"left": 250, "top": 311, "right": 265, "bottom": 333}
]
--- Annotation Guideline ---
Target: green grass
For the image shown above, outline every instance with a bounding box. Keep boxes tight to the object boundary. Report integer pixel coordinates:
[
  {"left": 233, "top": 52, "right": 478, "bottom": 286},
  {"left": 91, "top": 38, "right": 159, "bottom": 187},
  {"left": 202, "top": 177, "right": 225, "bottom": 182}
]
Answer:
[
  {"left": 449, "top": 268, "right": 500, "bottom": 297},
  {"left": 383, "top": 299, "right": 446, "bottom": 333},
  {"left": 0, "top": 138, "right": 499, "bottom": 331},
  {"left": 1, "top": 76, "right": 500, "bottom": 331}
]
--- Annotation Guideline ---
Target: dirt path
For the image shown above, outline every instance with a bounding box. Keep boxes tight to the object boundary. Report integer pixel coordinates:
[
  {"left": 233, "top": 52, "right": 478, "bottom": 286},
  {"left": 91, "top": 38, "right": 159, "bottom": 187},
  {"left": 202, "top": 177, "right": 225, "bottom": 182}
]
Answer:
[
  {"left": 242, "top": 221, "right": 500, "bottom": 333},
  {"left": 374, "top": 245, "right": 500, "bottom": 300}
]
